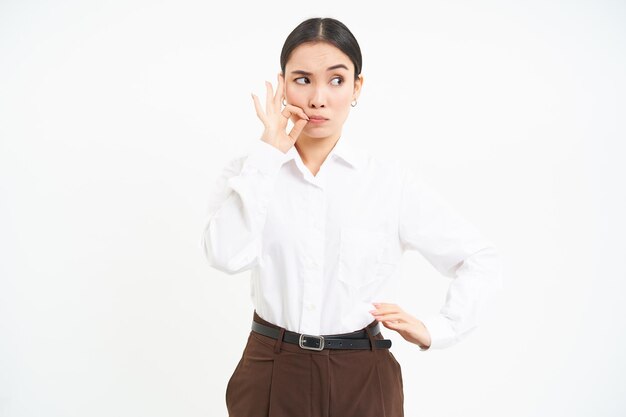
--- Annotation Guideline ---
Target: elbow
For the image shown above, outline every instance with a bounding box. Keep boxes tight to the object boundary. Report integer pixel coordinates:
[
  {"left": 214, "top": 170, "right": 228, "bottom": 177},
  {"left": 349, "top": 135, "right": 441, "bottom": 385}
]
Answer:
[
  {"left": 200, "top": 224, "right": 259, "bottom": 275},
  {"left": 478, "top": 245, "right": 504, "bottom": 294},
  {"left": 462, "top": 244, "right": 503, "bottom": 281}
]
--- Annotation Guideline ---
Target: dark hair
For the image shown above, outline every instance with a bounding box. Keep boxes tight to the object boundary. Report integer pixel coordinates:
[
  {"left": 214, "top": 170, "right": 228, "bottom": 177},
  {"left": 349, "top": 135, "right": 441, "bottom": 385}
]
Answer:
[{"left": 280, "top": 17, "right": 362, "bottom": 81}]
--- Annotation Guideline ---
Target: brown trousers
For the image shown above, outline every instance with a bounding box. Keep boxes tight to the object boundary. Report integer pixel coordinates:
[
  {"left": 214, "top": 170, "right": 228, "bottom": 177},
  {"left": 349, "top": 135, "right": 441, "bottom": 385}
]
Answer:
[{"left": 225, "top": 311, "right": 404, "bottom": 417}]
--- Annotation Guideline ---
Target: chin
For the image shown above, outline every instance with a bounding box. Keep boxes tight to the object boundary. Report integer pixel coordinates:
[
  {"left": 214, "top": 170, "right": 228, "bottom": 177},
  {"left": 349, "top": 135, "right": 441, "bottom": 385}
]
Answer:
[{"left": 303, "top": 126, "right": 335, "bottom": 139}]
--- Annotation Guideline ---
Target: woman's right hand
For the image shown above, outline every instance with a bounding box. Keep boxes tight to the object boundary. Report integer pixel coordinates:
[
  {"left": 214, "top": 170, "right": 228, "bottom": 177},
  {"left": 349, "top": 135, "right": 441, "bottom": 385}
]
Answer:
[{"left": 251, "top": 74, "right": 309, "bottom": 153}]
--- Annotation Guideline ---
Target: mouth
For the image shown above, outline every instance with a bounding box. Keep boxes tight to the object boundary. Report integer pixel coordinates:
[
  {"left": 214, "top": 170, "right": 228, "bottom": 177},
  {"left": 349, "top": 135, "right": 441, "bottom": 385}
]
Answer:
[{"left": 307, "top": 115, "right": 329, "bottom": 124}]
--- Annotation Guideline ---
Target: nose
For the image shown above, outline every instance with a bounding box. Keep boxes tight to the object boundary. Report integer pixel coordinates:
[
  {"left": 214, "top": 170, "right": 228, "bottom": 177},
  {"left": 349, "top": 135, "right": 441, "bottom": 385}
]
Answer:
[{"left": 308, "top": 85, "right": 326, "bottom": 108}]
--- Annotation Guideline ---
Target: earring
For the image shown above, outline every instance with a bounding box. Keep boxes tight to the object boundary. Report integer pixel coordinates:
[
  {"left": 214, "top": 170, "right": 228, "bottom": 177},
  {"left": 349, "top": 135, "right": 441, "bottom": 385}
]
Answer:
[
  {"left": 351, "top": 99, "right": 357, "bottom": 107},
  {"left": 282, "top": 99, "right": 287, "bottom": 106}
]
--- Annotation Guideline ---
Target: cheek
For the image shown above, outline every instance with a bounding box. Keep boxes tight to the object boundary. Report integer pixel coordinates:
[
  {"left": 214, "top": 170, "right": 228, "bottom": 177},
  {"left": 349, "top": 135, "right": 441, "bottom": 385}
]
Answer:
[
  {"left": 336, "top": 91, "right": 354, "bottom": 108},
  {"left": 334, "top": 88, "right": 354, "bottom": 105},
  {"left": 285, "top": 89, "right": 305, "bottom": 106}
]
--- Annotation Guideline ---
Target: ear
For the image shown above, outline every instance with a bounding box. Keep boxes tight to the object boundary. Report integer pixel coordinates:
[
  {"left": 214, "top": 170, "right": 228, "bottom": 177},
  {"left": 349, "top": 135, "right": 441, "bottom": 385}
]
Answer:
[{"left": 353, "top": 74, "right": 364, "bottom": 101}]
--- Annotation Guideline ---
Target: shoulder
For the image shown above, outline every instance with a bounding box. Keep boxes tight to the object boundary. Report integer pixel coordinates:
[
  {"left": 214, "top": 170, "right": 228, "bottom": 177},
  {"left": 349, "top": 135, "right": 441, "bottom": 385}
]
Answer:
[
  {"left": 221, "top": 141, "right": 279, "bottom": 176},
  {"left": 356, "top": 145, "right": 419, "bottom": 183}
]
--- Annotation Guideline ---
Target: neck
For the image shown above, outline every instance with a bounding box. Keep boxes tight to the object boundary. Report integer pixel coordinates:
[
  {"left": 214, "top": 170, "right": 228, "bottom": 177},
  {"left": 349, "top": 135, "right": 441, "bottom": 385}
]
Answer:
[{"left": 294, "top": 133, "right": 341, "bottom": 169}]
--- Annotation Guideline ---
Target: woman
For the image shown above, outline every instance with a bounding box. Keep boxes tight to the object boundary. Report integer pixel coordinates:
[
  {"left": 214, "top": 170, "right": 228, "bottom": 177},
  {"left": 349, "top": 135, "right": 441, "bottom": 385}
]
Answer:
[{"left": 201, "top": 17, "right": 501, "bottom": 417}]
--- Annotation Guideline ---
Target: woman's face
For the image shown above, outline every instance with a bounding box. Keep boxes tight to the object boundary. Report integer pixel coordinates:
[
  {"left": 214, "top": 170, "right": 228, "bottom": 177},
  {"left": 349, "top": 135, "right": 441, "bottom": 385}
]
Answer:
[{"left": 283, "top": 41, "right": 363, "bottom": 142}]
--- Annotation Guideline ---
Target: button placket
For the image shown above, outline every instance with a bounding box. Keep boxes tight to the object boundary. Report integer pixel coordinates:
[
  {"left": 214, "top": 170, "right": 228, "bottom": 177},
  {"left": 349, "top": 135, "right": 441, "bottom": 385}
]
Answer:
[{"left": 300, "top": 184, "right": 325, "bottom": 334}]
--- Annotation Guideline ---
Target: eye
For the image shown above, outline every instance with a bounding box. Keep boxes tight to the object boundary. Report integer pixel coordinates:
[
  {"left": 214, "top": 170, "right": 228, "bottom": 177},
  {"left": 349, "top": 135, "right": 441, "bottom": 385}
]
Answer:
[
  {"left": 295, "top": 77, "right": 310, "bottom": 85},
  {"left": 330, "top": 76, "right": 343, "bottom": 86}
]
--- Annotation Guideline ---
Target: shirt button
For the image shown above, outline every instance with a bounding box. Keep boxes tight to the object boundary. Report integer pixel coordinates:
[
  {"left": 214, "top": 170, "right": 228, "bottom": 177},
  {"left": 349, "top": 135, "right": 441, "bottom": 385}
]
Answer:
[{"left": 307, "top": 303, "right": 316, "bottom": 311}]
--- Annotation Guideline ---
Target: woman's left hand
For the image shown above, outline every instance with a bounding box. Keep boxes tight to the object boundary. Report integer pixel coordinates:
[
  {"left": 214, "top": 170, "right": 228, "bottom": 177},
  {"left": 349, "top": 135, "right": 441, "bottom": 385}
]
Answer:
[{"left": 369, "top": 303, "right": 432, "bottom": 349}]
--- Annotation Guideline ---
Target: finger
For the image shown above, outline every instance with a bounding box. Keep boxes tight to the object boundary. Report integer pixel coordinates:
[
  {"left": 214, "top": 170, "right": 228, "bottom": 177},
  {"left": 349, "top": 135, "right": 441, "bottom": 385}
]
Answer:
[
  {"left": 265, "top": 81, "right": 274, "bottom": 114},
  {"left": 275, "top": 73, "right": 284, "bottom": 107},
  {"left": 281, "top": 104, "right": 309, "bottom": 121},
  {"left": 370, "top": 305, "right": 399, "bottom": 315},
  {"left": 251, "top": 94, "right": 267, "bottom": 124},
  {"left": 381, "top": 321, "right": 402, "bottom": 332},
  {"left": 382, "top": 321, "right": 411, "bottom": 332},
  {"left": 373, "top": 302, "right": 398, "bottom": 309},
  {"left": 372, "top": 303, "right": 403, "bottom": 314},
  {"left": 381, "top": 320, "right": 397, "bottom": 329},
  {"left": 373, "top": 313, "right": 406, "bottom": 323},
  {"left": 288, "top": 118, "right": 308, "bottom": 141}
]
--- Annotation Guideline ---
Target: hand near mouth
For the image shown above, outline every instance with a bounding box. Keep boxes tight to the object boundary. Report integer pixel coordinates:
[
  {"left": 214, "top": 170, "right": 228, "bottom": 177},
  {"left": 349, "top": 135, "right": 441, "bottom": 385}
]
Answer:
[
  {"left": 307, "top": 115, "right": 329, "bottom": 123},
  {"left": 252, "top": 73, "right": 309, "bottom": 153}
]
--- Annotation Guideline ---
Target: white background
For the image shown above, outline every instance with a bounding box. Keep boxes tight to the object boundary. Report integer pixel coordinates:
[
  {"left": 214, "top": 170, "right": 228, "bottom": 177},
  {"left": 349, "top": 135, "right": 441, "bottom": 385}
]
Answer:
[{"left": 1, "top": 0, "right": 625, "bottom": 416}]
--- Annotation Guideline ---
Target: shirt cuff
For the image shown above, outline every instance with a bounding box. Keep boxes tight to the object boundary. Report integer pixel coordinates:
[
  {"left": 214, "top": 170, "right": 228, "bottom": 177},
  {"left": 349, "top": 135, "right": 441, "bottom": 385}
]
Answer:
[
  {"left": 419, "top": 313, "right": 458, "bottom": 351},
  {"left": 243, "top": 140, "right": 293, "bottom": 177}
]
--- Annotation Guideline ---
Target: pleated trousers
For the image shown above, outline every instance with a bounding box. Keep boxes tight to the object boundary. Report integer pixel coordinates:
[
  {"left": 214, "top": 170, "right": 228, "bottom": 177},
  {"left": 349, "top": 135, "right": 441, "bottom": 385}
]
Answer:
[{"left": 225, "top": 311, "right": 404, "bottom": 417}]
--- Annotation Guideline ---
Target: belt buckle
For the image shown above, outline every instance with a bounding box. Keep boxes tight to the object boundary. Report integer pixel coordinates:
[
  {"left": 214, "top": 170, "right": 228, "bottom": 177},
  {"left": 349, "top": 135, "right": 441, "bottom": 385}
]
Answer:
[{"left": 299, "top": 333, "right": 325, "bottom": 351}]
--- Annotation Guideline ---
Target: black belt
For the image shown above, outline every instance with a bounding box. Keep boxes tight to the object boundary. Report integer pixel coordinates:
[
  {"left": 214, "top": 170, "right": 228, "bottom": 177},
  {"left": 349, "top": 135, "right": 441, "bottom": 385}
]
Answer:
[{"left": 251, "top": 321, "right": 392, "bottom": 351}]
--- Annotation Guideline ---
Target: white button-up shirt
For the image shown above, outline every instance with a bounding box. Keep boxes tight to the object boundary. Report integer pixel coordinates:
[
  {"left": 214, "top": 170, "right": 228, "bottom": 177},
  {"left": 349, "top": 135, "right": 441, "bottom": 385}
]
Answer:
[{"left": 200, "top": 137, "right": 502, "bottom": 350}]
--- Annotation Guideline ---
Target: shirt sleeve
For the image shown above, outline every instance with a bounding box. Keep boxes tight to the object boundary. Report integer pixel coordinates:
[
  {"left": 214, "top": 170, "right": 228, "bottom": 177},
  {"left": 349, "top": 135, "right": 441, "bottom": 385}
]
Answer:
[
  {"left": 398, "top": 167, "right": 503, "bottom": 350},
  {"left": 200, "top": 140, "right": 292, "bottom": 274}
]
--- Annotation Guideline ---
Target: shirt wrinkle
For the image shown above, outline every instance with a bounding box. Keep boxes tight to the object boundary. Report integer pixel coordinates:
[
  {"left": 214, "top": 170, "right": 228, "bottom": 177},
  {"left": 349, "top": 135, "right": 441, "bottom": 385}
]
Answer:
[{"left": 201, "top": 136, "right": 502, "bottom": 350}]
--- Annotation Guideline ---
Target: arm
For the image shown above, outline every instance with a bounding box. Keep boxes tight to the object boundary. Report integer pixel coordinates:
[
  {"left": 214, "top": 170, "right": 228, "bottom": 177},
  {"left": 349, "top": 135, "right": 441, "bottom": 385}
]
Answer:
[
  {"left": 200, "top": 75, "right": 309, "bottom": 274},
  {"left": 373, "top": 167, "right": 503, "bottom": 350},
  {"left": 200, "top": 141, "right": 291, "bottom": 274}
]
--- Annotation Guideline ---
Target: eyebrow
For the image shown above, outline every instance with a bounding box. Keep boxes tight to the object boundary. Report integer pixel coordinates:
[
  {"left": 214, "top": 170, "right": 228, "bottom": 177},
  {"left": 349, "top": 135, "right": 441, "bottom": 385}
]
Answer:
[{"left": 290, "top": 64, "right": 349, "bottom": 76}]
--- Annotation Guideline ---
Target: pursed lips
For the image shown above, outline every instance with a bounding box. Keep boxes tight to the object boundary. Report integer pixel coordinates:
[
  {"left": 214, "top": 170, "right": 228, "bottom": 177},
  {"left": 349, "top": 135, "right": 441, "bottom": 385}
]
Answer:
[{"left": 307, "top": 115, "right": 328, "bottom": 123}]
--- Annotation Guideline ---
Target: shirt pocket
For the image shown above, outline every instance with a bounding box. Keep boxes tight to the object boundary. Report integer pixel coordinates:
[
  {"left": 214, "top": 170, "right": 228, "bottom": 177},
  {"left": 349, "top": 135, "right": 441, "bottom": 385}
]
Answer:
[{"left": 338, "top": 225, "right": 396, "bottom": 289}]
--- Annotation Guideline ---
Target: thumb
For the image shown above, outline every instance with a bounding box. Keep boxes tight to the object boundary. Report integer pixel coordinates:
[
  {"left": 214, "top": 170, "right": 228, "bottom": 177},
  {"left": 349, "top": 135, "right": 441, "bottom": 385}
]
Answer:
[{"left": 288, "top": 118, "right": 308, "bottom": 141}]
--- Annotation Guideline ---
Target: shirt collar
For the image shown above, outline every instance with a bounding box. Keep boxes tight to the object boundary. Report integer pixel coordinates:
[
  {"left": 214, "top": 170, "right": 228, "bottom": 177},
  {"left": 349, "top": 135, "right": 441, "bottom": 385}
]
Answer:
[
  {"left": 284, "top": 136, "right": 364, "bottom": 171},
  {"left": 328, "top": 136, "right": 363, "bottom": 170}
]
